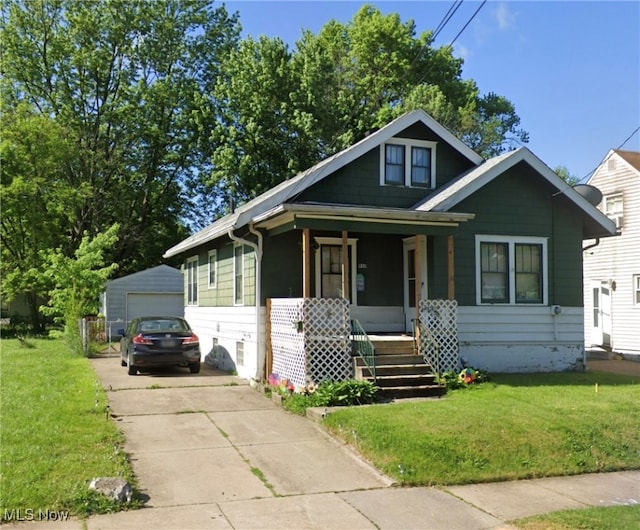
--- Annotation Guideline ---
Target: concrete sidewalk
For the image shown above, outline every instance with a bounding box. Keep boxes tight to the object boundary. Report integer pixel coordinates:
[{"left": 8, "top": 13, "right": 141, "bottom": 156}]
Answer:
[{"left": 31, "top": 356, "right": 639, "bottom": 530}]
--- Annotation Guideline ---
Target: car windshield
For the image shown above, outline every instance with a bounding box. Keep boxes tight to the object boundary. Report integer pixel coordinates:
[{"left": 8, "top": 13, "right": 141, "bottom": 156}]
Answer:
[{"left": 138, "top": 319, "right": 189, "bottom": 333}]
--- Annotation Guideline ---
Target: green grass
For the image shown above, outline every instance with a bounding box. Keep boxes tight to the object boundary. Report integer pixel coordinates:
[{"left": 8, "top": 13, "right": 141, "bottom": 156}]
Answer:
[
  {"left": 0, "top": 338, "right": 138, "bottom": 518},
  {"left": 512, "top": 504, "right": 640, "bottom": 529},
  {"left": 323, "top": 371, "right": 640, "bottom": 486}
]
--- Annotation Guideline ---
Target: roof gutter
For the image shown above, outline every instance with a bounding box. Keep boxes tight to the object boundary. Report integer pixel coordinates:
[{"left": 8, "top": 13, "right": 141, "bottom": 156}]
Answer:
[{"left": 227, "top": 224, "right": 264, "bottom": 382}]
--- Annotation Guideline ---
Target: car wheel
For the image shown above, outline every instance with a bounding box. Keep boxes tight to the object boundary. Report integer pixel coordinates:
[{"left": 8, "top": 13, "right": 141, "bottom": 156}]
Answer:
[
  {"left": 189, "top": 363, "right": 200, "bottom": 374},
  {"left": 127, "top": 363, "right": 137, "bottom": 376}
]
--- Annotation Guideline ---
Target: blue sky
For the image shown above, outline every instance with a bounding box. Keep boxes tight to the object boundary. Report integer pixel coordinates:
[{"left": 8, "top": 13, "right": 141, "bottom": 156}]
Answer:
[{"left": 223, "top": 0, "right": 640, "bottom": 182}]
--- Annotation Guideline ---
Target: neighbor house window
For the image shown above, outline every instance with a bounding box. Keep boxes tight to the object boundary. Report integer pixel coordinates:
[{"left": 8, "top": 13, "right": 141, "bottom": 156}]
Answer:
[
  {"left": 234, "top": 244, "right": 244, "bottom": 305},
  {"left": 186, "top": 256, "right": 198, "bottom": 305},
  {"left": 476, "top": 236, "right": 547, "bottom": 305},
  {"left": 208, "top": 250, "right": 217, "bottom": 288},
  {"left": 634, "top": 275, "right": 640, "bottom": 306},
  {"left": 381, "top": 139, "right": 436, "bottom": 188},
  {"left": 603, "top": 193, "right": 623, "bottom": 229}
]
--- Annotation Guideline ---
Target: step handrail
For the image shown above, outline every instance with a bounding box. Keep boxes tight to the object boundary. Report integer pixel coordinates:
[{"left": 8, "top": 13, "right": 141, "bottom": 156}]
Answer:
[
  {"left": 350, "top": 319, "right": 376, "bottom": 382},
  {"left": 413, "top": 318, "right": 442, "bottom": 376}
]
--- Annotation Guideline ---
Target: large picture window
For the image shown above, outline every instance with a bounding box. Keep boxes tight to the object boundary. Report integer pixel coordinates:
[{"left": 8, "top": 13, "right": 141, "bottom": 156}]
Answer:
[
  {"left": 476, "top": 236, "right": 547, "bottom": 305},
  {"left": 381, "top": 139, "right": 436, "bottom": 188},
  {"left": 186, "top": 256, "right": 198, "bottom": 305}
]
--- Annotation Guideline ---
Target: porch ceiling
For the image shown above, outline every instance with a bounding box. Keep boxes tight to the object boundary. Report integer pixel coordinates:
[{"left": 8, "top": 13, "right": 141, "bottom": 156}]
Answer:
[{"left": 252, "top": 202, "right": 475, "bottom": 235}]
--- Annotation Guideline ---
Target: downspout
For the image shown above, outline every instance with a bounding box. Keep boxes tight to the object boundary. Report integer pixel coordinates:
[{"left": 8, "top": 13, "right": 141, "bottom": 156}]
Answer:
[
  {"left": 227, "top": 224, "right": 264, "bottom": 382},
  {"left": 582, "top": 238, "right": 600, "bottom": 253}
]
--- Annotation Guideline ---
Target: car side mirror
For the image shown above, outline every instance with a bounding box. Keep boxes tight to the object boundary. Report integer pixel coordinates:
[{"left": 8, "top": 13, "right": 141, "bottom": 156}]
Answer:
[{"left": 117, "top": 328, "right": 125, "bottom": 337}]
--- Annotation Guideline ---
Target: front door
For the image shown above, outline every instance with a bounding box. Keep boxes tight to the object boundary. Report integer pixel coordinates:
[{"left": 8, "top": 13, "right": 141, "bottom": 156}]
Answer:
[
  {"left": 591, "top": 281, "right": 612, "bottom": 348},
  {"left": 403, "top": 237, "right": 427, "bottom": 333}
]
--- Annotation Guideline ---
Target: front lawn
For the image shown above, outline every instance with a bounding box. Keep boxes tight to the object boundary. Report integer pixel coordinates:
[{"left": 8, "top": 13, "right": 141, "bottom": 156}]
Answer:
[
  {"left": 323, "top": 371, "right": 640, "bottom": 486},
  {"left": 0, "top": 338, "right": 137, "bottom": 519}
]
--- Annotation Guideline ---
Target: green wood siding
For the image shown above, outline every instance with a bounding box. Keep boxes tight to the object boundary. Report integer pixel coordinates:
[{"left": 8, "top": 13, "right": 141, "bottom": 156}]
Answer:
[
  {"left": 262, "top": 231, "right": 304, "bottom": 302},
  {"left": 296, "top": 124, "right": 475, "bottom": 209},
  {"left": 448, "top": 162, "right": 585, "bottom": 306},
  {"left": 353, "top": 233, "right": 403, "bottom": 306},
  {"left": 186, "top": 242, "right": 256, "bottom": 307}
]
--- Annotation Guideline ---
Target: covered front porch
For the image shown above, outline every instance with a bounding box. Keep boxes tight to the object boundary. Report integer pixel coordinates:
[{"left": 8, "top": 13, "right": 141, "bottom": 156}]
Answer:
[{"left": 265, "top": 296, "right": 459, "bottom": 395}]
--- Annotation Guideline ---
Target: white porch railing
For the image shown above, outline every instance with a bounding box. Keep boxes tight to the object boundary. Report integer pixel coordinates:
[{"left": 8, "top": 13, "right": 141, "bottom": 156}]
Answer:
[{"left": 268, "top": 298, "right": 351, "bottom": 389}]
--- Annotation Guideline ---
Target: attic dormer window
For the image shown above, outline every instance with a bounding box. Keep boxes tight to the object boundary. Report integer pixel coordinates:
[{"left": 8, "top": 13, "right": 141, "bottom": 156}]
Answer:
[{"left": 381, "top": 139, "right": 436, "bottom": 188}]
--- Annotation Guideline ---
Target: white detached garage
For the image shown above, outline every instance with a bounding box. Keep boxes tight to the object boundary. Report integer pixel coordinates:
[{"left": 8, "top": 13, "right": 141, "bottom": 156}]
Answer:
[{"left": 101, "top": 265, "right": 184, "bottom": 338}]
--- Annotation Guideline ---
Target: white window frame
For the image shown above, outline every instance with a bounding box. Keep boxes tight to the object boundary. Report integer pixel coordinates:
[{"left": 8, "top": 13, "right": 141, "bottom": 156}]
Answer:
[
  {"left": 603, "top": 193, "right": 623, "bottom": 229},
  {"left": 634, "top": 274, "right": 640, "bottom": 306},
  {"left": 186, "top": 256, "right": 198, "bottom": 306},
  {"left": 475, "top": 235, "right": 548, "bottom": 306},
  {"left": 207, "top": 250, "right": 217, "bottom": 289},
  {"left": 380, "top": 138, "right": 437, "bottom": 188},
  {"left": 314, "top": 237, "right": 358, "bottom": 304},
  {"left": 233, "top": 244, "right": 244, "bottom": 306}
]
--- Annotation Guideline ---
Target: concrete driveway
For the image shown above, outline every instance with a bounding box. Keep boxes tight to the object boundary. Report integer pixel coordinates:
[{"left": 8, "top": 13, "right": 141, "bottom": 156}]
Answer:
[
  {"left": 85, "top": 355, "right": 507, "bottom": 530},
  {"left": 72, "top": 354, "right": 640, "bottom": 530}
]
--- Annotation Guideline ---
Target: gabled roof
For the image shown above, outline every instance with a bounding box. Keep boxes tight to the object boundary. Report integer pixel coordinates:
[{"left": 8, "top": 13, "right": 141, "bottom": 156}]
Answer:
[
  {"left": 414, "top": 146, "right": 617, "bottom": 238},
  {"left": 164, "top": 109, "right": 483, "bottom": 258},
  {"left": 106, "top": 264, "right": 181, "bottom": 285},
  {"left": 616, "top": 150, "right": 640, "bottom": 172}
]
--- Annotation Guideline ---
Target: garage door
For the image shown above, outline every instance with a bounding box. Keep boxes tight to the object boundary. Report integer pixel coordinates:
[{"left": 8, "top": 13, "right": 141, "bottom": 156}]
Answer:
[{"left": 127, "top": 293, "right": 184, "bottom": 321}]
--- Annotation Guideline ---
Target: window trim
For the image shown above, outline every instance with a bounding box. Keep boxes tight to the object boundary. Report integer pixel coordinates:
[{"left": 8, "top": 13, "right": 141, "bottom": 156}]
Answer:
[
  {"left": 314, "top": 237, "right": 358, "bottom": 304},
  {"left": 186, "top": 256, "right": 199, "bottom": 306},
  {"left": 475, "top": 235, "right": 548, "bottom": 306},
  {"left": 233, "top": 244, "right": 244, "bottom": 306},
  {"left": 380, "top": 138, "right": 437, "bottom": 188},
  {"left": 207, "top": 250, "right": 217, "bottom": 289},
  {"left": 603, "top": 192, "right": 623, "bottom": 229}
]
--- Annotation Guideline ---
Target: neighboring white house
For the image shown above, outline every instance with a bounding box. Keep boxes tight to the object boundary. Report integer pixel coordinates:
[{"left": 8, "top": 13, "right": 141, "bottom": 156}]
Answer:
[
  {"left": 583, "top": 149, "right": 640, "bottom": 357},
  {"left": 100, "top": 265, "right": 184, "bottom": 338}
]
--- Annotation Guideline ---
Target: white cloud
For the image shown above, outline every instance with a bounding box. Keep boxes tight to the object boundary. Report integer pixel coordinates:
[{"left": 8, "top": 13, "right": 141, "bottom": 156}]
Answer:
[
  {"left": 494, "top": 2, "right": 516, "bottom": 30},
  {"left": 454, "top": 42, "right": 470, "bottom": 61}
]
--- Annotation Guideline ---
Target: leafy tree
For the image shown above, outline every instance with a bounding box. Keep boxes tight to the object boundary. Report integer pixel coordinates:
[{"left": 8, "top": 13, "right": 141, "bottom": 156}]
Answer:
[
  {"left": 554, "top": 166, "right": 581, "bottom": 186},
  {"left": 41, "top": 225, "right": 119, "bottom": 353},
  {"left": 208, "top": 4, "right": 529, "bottom": 209},
  {"left": 1, "top": 0, "right": 241, "bottom": 270},
  {"left": 0, "top": 105, "right": 85, "bottom": 332}
]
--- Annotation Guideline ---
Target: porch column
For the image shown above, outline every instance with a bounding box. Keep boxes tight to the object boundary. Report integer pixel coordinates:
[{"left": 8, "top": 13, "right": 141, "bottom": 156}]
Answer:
[
  {"left": 302, "top": 228, "right": 311, "bottom": 297},
  {"left": 414, "top": 235, "right": 425, "bottom": 324},
  {"left": 341, "top": 231, "right": 349, "bottom": 300},
  {"left": 447, "top": 235, "right": 455, "bottom": 300}
]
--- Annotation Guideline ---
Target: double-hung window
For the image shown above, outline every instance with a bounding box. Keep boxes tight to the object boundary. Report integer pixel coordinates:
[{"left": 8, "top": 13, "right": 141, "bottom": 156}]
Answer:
[
  {"left": 234, "top": 244, "right": 244, "bottom": 305},
  {"left": 381, "top": 139, "right": 436, "bottom": 188},
  {"left": 634, "top": 275, "right": 640, "bottom": 306},
  {"left": 476, "top": 236, "right": 547, "bottom": 305},
  {"left": 186, "top": 256, "right": 198, "bottom": 305},
  {"left": 603, "top": 193, "right": 623, "bottom": 229},
  {"left": 208, "top": 250, "right": 217, "bottom": 289}
]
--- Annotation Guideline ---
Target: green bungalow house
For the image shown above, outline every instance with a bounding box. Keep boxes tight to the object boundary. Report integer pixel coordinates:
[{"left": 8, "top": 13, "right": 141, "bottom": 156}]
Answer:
[{"left": 164, "top": 109, "right": 616, "bottom": 387}]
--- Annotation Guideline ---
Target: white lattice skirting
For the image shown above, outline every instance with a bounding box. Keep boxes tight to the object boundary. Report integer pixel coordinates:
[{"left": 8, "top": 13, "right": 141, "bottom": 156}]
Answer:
[
  {"left": 269, "top": 298, "right": 351, "bottom": 388},
  {"left": 418, "top": 299, "right": 460, "bottom": 373}
]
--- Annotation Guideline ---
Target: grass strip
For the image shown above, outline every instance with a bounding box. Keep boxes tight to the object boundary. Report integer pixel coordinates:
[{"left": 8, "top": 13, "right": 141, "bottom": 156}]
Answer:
[
  {"left": 0, "top": 338, "right": 138, "bottom": 518},
  {"left": 323, "top": 371, "right": 640, "bottom": 486},
  {"left": 512, "top": 504, "right": 640, "bottom": 529}
]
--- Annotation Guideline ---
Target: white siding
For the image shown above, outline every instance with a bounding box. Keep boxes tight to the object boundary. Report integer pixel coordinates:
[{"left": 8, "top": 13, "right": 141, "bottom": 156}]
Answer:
[
  {"left": 185, "top": 305, "right": 266, "bottom": 381},
  {"left": 458, "top": 305, "right": 586, "bottom": 372},
  {"left": 583, "top": 152, "right": 640, "bottom": 354}
]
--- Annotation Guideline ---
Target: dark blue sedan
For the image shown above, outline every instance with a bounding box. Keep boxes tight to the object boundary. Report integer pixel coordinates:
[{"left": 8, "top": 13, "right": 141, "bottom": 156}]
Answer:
[{"left": 119, "top": 316, "right": 201, "bottom": 375}]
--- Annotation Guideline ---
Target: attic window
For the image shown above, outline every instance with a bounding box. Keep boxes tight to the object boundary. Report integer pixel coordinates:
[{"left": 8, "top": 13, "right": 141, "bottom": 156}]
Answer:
[
  {"left": 603, "top": 193, "right": 623, "bottom": 229},
  {"left": 381, "top": 139, "right": 436, "bottom": 188}
]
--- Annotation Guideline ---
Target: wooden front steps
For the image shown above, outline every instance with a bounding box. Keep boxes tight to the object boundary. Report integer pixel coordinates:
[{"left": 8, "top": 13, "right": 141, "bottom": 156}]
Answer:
[{"left": 354, "top": 336, "right": 445, "bottom": 399}]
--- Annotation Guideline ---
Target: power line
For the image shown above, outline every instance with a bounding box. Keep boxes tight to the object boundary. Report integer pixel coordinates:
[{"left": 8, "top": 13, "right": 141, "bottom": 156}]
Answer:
[
  {"left": 580, "top": 125, "right": 640, "bottom": 183},
  {"left": 448, "top": 0, "right": 486, "bottom": 48}
]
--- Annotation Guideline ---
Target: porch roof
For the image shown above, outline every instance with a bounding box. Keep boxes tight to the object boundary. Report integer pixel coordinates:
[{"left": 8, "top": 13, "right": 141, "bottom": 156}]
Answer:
[{"left": 252, "top": 202, "right": 475, "bottom": 234}]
